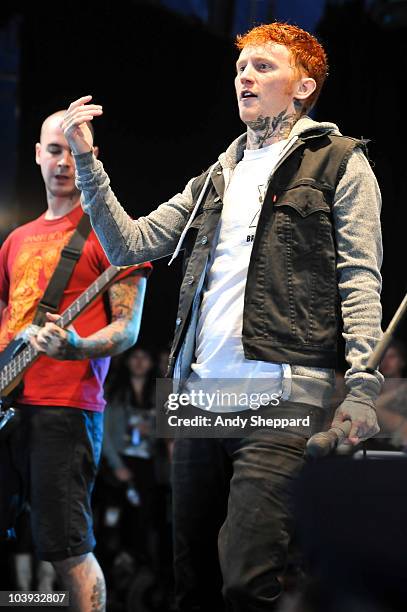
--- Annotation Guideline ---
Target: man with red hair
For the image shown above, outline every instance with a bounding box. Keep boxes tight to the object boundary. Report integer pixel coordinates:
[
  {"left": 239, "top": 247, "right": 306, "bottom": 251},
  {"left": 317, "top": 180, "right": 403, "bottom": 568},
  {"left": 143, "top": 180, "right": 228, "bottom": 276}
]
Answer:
[{"left": 63, "top": 21, "right": 382, "bottom": 611}]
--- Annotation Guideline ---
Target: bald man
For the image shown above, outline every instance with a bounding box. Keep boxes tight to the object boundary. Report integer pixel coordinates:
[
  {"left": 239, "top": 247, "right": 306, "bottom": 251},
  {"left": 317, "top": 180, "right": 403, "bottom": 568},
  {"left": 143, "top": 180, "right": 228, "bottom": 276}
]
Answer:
[{"left": 0, "top": 112, "right": 151, "bottom": 611}]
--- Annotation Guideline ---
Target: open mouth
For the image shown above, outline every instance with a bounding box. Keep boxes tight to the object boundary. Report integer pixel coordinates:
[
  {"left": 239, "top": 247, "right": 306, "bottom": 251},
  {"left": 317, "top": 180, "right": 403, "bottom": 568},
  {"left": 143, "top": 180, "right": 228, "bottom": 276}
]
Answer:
[{"left": 241, "top": 91, "right": 257, "bottom": 100}]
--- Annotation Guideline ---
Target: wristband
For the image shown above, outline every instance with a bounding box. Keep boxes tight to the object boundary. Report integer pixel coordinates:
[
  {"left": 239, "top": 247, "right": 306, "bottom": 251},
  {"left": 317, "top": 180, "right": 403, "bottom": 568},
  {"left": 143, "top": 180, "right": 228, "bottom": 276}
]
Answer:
[{"left": 66, "top": 329, "right": 80, "bottom": 349}]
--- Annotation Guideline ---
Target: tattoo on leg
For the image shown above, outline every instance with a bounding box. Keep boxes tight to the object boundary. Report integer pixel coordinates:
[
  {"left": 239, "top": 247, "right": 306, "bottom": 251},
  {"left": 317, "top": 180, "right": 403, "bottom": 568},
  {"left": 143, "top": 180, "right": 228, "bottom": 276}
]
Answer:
[{"left": 90, "top": 577, "right": 106, "bottom": 612}]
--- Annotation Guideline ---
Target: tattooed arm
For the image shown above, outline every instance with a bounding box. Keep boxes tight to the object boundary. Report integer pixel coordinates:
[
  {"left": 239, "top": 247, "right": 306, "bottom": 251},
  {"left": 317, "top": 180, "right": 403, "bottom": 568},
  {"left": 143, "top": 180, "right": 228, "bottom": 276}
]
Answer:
[{"left": 30, "top": 273, "right": 147, "bottom": 360}]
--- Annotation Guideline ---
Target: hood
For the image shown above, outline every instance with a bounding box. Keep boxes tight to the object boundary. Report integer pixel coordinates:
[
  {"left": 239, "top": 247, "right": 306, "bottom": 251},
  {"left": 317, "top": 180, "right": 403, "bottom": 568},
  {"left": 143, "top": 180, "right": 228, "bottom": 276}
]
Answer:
[
  {"left": 219, "top": 116, "right": 342, "bottom": 170},
  {"left": 289, "top": 115, "right": 340, "bottom": 139}
]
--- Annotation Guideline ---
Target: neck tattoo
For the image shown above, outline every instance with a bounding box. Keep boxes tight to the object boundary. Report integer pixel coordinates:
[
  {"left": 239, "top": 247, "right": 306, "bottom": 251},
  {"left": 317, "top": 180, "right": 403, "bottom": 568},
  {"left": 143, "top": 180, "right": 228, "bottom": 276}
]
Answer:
[{"left": 246, "top": 101, "right": 302, "bottom": 150}]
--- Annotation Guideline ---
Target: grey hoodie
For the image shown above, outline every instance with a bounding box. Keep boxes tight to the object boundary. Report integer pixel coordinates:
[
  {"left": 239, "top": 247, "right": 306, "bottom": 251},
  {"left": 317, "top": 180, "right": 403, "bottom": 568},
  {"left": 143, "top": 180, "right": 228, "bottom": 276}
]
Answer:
[{"left": 75, "top": 116, "right": 383, "bottom": 407}]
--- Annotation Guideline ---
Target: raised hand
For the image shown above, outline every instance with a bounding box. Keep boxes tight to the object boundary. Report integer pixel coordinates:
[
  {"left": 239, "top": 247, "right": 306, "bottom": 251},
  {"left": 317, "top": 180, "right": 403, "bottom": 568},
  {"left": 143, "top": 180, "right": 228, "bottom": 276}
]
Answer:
[{"left": 61, "top": 95, "right": 103, "bottom": 155}]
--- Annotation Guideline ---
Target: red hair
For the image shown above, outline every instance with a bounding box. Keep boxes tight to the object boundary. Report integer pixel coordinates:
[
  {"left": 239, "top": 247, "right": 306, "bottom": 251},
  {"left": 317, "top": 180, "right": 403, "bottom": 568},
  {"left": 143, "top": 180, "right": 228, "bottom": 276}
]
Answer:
[{"left": 236, "top": 23, "right": 328, "bottom": 113}]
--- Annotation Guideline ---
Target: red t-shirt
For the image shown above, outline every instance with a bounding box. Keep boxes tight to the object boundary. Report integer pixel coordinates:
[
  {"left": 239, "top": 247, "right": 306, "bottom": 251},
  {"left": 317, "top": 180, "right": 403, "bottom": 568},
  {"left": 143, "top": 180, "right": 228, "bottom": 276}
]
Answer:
[{"left": 0, "top": 205, "right": 150, "bottom": 412}]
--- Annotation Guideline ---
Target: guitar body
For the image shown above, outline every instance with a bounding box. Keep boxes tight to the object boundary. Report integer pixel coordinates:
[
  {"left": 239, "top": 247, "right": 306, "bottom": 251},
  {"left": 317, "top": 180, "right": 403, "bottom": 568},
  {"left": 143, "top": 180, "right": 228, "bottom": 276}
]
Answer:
[
  {"left": 0, "top": 337, "right": 28, "bottom": 399},
  {"left": 0, "top": 337, "right": 27, "bottom": 371},
  {"left": 0, "top": 338, "right": 26, "bottom": 438}
]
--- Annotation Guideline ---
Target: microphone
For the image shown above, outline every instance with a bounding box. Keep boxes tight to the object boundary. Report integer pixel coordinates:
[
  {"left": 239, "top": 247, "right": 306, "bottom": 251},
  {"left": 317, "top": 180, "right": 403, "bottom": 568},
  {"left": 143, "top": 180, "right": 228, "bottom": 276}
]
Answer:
[{"left": 306, "top": 420, "right": 352, "bottom": 458}]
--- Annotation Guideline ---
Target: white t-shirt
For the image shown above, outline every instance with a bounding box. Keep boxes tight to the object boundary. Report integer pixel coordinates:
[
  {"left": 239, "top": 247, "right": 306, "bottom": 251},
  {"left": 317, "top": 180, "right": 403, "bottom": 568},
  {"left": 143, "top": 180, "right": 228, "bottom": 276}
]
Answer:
[{"left": 187, "top": 140, "right": 291, "bottom": 408}]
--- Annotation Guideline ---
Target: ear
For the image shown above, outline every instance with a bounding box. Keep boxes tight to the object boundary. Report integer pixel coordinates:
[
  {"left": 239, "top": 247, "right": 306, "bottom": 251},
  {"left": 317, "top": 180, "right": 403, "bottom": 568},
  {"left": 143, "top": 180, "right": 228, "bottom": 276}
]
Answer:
[
  {"left": 35, "top": 142, "right": 41, "bottom": 165},
  {"left": 294, "top": 77, "right": 317, "bottom": 102},
  {"left": 93, "top": 146, "right": 99, "bottom": 159}
]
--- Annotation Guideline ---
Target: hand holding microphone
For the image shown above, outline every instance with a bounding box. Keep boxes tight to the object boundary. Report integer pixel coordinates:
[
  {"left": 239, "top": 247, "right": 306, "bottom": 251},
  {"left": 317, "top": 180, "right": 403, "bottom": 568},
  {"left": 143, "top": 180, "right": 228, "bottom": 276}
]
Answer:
[
  {"left": 306, "top": 420, "right": 352, "bottom": 458},
  {"left": 306, "top": 399, "right": 380, "bottom": 458}
]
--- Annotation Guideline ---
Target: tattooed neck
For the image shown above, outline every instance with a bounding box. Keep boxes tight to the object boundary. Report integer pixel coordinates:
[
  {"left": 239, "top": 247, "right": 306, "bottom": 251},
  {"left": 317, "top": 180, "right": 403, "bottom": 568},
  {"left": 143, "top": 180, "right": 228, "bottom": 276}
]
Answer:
[{"left": 246, "top": 102, "right": 302, "bottom": 150}]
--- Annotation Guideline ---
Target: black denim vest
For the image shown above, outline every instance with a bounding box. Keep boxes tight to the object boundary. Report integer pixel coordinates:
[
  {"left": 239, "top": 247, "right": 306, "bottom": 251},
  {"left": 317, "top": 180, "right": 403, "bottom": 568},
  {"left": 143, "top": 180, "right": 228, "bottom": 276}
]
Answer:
[{"left": 168, "top": 132, "right": 364, "bottom": 375}]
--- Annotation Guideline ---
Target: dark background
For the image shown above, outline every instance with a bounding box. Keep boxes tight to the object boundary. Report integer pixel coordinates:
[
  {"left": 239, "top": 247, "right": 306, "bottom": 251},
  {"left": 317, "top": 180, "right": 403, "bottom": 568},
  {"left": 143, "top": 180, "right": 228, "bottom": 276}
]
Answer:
[{"left": 0, "top": 0, "right": 406, "bottom": 358}]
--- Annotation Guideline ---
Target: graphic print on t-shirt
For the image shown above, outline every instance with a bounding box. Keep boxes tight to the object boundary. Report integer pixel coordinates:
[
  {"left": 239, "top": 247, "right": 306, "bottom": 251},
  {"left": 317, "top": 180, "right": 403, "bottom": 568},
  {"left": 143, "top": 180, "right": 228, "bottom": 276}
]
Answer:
[
  {"left": 246, "top": 184, "right": 264, "bottom": 243},
  {"left": 0, "top": 229, "right": 73, "bottom": 347}
]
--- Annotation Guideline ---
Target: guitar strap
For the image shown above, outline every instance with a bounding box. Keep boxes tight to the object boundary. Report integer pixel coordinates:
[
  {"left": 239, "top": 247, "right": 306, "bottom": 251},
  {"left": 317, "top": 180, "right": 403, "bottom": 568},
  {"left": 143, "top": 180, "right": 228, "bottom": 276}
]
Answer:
[{"left": 33, "top": 214, "right": 92, "bottom": 326}]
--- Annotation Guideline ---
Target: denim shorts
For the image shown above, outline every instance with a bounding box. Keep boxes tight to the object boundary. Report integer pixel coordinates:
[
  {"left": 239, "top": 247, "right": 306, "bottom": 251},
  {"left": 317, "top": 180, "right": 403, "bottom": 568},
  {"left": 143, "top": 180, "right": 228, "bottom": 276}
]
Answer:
[{"left": 0, "top": 405, "right": 103, "bottom": 561}]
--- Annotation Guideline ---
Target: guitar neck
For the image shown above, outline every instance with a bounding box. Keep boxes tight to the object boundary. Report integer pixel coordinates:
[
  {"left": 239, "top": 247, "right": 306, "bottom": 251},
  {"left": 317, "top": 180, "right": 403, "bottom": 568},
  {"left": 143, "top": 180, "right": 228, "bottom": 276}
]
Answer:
[
  {"left": 57, "top": 265, "right": 121, "bottom": 328},
  {"left": 0, "top": 265, "right": 122, "bottom": 395}
]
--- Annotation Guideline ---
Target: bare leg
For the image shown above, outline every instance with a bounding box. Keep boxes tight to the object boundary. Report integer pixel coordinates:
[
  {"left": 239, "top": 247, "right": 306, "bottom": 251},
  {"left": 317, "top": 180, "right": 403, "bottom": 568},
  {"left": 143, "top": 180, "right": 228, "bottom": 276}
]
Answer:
[{"left": 52, "top": 553, "right": 106, "bottom": 612}]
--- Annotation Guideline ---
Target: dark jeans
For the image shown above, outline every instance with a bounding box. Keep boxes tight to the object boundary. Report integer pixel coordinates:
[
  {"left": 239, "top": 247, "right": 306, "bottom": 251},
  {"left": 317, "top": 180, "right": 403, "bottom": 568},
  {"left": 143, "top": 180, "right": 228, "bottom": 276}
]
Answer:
[{"left": 172, "top": 402, "right": 321, "bottom": 612}]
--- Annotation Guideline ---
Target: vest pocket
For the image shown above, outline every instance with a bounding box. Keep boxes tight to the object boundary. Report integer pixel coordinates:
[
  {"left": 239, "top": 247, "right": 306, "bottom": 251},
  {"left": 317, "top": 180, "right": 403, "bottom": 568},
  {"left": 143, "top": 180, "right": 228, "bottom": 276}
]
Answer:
[
  {"left": 266, "top": 186, "right": 337, "bottom": 346},
  {"left": 275, "top": 185, "right": 330, "bottom": 249}
]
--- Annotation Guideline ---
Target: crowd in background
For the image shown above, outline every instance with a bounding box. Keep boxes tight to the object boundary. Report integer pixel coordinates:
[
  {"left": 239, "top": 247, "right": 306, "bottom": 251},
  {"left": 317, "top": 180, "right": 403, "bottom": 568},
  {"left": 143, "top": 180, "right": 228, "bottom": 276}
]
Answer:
[{"left": 93, "top": 345, "right": 173, "bottom": 611}]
